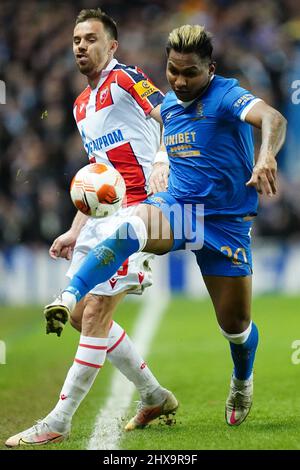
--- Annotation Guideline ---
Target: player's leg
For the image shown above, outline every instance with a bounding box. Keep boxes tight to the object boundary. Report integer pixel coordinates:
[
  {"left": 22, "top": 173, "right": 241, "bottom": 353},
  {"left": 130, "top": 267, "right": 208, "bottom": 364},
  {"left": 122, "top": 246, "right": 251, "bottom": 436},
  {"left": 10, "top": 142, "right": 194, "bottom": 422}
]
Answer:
[
  {"left": 5, "top": 292, "right": 122, "bottom": 447},
  {"left": 108, "top": 320, "right": 178, "bottom": 430},
  {"left": 44, "top": 204, "right": 174, "bottom": 335},
  {"left": 203, "top": 274, "right": 258, "bottom": 426}
]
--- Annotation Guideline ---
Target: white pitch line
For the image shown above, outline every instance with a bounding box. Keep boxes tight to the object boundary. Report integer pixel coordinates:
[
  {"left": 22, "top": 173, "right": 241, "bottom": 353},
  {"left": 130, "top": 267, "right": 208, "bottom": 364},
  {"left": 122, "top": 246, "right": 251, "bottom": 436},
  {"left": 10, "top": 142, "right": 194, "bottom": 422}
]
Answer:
[{"left": 87, "top": 260, "right": 170, "bottom": 450}]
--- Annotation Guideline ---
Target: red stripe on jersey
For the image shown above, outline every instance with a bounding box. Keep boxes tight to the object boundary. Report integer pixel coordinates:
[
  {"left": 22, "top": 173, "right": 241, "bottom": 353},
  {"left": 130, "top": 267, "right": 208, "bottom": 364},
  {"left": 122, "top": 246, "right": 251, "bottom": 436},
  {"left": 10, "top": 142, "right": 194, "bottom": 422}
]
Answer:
[
  {"left": 117, "top": 259, "right": 129, "bottom": 276},
  {"left": 79, "top": 343, "right": 108, "bottom": 350},
  {"left": 74, "top": 86, "right": 91, "bottom": 123},
  {"left": 106, "top": 143, "right": 147, "bottom": 205},
  {"left": 117, "top": 70, "right": 154, "bottom": 115},
  {"left": 74, "top": 358, "right": 103, "bottom": 369},
  {"left": 107, "top": 330, "right": 126, "bottom": 353}
]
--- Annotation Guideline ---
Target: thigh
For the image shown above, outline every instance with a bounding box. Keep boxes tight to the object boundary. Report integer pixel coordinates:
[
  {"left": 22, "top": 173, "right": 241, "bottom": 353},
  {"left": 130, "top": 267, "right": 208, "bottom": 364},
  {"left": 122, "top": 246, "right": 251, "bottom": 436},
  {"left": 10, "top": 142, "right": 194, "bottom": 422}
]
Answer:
[
  {"left": 134, "top": 203, "right": 174, "bottom": 254},
  {"left": 203, "top": 275, "right": 252, "bottom": 334}
]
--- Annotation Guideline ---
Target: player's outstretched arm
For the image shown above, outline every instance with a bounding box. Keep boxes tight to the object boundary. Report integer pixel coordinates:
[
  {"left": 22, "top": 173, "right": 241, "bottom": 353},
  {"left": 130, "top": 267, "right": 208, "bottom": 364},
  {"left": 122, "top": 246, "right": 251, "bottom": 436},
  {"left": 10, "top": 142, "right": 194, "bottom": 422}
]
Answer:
[
  {"left": 49, "top": 211, "right": 88, "bottom": 260},
  {"left": 245, "top": 101, "right": 287, "bottom": 196}
]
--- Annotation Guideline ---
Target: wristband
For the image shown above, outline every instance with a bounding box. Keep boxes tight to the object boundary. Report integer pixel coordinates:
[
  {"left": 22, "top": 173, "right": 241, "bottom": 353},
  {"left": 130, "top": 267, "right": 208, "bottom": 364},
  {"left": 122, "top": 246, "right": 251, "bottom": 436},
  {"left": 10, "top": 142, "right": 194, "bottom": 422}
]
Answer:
[{"left": 154, "top": 150, "right": 169, "bottom": 164}]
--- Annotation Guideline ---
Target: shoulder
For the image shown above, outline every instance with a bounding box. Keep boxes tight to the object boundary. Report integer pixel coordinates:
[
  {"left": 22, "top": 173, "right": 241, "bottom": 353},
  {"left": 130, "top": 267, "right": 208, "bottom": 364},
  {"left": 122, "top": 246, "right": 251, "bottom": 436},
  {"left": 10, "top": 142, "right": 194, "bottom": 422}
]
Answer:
[
  {"left": 113, "top": 63, "right": 150, "bottom": 89},
  {"left": 161, "top": 90, "right": 176, "bottom": 107},
  {"left": 160, "top": 91, "right": 178, "bottom": 119},
  {"left": 212, "top": 75, "right": 239, "bottom": 94}
]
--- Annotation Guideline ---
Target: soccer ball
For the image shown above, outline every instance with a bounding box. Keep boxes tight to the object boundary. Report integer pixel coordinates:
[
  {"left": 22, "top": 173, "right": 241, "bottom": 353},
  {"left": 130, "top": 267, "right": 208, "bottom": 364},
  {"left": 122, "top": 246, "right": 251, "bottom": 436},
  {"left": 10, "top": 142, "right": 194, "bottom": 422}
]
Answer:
[{"left": 70, "top": 163, "right": 126, "bottom": 218}]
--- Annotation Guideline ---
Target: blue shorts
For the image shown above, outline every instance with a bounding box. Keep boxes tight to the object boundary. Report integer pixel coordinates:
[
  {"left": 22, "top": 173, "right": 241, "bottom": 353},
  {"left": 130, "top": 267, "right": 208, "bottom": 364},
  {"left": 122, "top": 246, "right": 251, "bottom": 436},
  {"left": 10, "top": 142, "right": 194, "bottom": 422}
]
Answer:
[{"left": 143, "top": 192, "right": 253, "bottom": 277}]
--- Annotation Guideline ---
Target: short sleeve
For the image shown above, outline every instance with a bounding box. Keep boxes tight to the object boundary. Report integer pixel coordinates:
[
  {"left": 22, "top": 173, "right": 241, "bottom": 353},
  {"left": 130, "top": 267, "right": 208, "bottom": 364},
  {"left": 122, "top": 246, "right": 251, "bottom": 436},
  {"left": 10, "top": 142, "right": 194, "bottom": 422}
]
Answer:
[
  {"left": 116, "top": 66, "right": 164, "bottom": 115},
  {"left": 219, "top": 85, "right": 262, "bottom": 121}
]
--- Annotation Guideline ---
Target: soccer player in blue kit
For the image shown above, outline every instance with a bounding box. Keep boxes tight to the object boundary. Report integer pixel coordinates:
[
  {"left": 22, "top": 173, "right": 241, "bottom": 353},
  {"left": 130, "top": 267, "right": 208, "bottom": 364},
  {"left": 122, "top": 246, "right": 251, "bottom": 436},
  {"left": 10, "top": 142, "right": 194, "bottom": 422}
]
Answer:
[{"left": 44, "top": 25, "right": 287, "bottom": 427}]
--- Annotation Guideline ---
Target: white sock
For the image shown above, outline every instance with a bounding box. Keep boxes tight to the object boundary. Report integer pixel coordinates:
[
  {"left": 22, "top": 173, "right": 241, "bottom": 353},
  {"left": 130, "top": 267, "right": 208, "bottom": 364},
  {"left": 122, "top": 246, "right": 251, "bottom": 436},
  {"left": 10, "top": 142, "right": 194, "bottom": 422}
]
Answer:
[
  {"left": 45, "top": 335, "right": 108, "bottom": 431},
  {"left": 220, "top": 322, "right": 252, "bottom": 345},
  {"left": 107, "top": 321, "right": 164, "bottom": 404},
  {"left": 60, "top": 291, "right": 77, "bottom": 312}
]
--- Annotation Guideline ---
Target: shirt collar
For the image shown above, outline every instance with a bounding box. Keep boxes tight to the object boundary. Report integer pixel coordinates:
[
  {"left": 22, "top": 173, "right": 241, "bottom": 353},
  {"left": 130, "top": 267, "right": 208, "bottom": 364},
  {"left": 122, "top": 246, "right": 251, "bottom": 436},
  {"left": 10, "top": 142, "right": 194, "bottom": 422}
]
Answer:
[
  {"left": 92, "top": 58, "right": 118, "bottom": 90},
  {"left": 101, "top": 58, "right": 119, "bottom": 78}
]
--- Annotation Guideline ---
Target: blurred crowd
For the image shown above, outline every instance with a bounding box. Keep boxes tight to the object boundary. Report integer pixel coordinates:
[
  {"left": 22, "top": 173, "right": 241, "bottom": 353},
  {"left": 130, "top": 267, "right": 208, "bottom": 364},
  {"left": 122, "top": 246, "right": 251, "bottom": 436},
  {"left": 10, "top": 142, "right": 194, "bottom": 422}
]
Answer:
[{"left": 1, "top": 0, "right": 300, "bottom": 249}]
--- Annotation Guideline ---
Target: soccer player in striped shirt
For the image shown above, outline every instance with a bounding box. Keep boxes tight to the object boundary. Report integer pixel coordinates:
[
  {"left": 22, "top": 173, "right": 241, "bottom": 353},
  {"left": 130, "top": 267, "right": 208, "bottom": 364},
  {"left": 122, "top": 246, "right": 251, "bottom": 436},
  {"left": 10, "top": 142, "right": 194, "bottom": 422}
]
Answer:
[{"left": 5, "top": 9, "right": 177, "bottom": 447}]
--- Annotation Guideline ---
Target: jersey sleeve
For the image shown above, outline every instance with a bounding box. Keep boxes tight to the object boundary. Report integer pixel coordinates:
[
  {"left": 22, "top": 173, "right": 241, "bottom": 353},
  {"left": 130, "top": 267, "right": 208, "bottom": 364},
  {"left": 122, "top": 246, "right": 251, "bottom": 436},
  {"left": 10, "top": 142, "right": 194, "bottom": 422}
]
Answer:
[
  {"left": 116, "top": 66, "right": 164, "bottom": 115},
  {"left": 219, "top": 85, "right": 262, "bottom": 121}
]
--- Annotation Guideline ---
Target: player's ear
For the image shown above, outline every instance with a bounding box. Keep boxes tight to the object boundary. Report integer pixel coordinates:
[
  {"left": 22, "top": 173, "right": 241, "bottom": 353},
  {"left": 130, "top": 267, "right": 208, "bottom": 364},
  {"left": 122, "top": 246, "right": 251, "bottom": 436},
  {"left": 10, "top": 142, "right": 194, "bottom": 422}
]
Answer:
[
  {"left": 110, "top": 40, "right": 118, "bottom": 55},
  {"left": 209, "top": 61, "right": 216, "bottom": 75}
]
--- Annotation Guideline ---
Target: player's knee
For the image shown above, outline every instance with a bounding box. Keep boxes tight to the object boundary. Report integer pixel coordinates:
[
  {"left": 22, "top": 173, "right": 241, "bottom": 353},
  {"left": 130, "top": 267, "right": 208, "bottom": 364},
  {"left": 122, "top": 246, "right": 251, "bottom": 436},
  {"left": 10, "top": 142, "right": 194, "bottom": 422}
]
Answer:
[
  {"left": 121, "top": 214, "right": 148, "bottom": 251},
  {"left": 220, "top": 319, "right": 252, "bottom": 340},
  {"left": 134, "top": 204, "right": 173, "bottom": 253},
  {"left": 217, "top": 306, "right": 251, "bottom": 334}
]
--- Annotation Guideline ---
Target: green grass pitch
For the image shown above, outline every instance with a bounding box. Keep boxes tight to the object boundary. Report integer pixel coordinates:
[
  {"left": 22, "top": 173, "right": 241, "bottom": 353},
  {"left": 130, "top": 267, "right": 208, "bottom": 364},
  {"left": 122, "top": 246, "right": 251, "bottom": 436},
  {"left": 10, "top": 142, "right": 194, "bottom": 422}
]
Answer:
[{"left": 1, "top": 295, "right": 300, "bottom": 450}]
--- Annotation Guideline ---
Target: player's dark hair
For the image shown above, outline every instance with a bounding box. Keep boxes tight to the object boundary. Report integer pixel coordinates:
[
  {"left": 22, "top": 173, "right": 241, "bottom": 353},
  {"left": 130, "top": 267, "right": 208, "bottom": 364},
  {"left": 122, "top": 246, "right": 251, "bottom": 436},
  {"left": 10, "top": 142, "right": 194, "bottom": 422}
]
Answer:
[
  {"left": 166, "top": 25, "right": 213, "bottom": 62},
  {"left": 75, "top": 8, "right": 118, "bottom": 40}
]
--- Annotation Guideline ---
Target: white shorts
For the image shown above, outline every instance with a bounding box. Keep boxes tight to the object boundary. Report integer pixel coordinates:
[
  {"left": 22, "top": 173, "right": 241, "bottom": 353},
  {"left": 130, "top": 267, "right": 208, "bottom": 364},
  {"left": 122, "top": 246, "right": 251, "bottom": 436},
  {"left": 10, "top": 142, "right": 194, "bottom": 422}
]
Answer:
[{"left": 66, "top": 207, "right": 153, "bottom": 296}]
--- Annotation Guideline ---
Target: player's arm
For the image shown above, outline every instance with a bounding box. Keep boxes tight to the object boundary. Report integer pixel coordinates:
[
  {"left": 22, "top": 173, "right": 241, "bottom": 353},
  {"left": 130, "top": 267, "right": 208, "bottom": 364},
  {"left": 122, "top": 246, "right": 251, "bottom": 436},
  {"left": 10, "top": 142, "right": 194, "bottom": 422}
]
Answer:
[
  {"left": 49, "top": 211, "right": 88, "bottom": 260},
  {"left": 245, "top": 101, "right": 287, "bottom": 196},
  {"left": 149, "top": 104, "right": 163, "bottom": 125},
  {"left": 149, "top": 117, "right": 170, "bottom": 193}
]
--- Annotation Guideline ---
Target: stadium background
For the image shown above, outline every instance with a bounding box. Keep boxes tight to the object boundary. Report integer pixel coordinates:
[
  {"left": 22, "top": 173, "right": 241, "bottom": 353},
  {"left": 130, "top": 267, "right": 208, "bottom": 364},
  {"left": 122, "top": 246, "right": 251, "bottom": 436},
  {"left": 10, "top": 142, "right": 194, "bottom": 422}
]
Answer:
[{"left": 0, "top": 0, "right": 300, "bottom": 451}]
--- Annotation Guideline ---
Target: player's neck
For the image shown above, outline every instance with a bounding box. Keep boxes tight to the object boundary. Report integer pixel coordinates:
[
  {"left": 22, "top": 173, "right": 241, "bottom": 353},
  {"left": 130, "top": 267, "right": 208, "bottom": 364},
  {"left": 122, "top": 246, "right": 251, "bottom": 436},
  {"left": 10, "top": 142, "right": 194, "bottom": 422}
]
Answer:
[
  {"left": 87, "top": 57, "right": 114, "bottom": 90},
  {"left": 87, "top": 74, "right": 101, "bottom": 90},
  {"left": 196, "top": 75, "right": 213, "bottom": 99}
]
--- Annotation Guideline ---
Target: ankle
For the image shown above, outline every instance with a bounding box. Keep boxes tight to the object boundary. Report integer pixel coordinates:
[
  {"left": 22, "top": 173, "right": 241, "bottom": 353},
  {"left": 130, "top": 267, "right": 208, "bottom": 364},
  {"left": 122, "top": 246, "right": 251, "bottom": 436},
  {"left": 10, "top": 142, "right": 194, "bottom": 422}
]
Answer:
[
  {"left": 232, "top": 373, "right": 253, "bottom": 388},
  {"left": 44, "top": 412, "right": 71, "bottom": 433},
  {"left": 141, "top": 386, "right": 167, "bottom": 405}
]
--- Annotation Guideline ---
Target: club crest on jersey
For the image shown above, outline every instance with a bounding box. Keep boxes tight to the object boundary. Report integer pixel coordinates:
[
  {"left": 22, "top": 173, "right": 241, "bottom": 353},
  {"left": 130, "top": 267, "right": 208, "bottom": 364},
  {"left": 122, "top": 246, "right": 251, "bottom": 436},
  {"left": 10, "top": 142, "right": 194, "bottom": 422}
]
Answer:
[
  {"left": 189, "top": 101, "right": 206, "bottom": 122},
  {"left": 100, "top": 87, "right": 109, "bottom": 104}
]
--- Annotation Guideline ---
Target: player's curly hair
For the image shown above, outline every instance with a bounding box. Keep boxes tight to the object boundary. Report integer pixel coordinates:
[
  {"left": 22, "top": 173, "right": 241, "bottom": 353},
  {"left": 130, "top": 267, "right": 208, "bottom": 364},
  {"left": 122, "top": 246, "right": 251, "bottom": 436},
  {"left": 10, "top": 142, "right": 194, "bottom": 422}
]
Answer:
[
  {"left": 166, "top": 25, "right": 213, "bottom": 62},
  {"left": 75, "top": 8, "right": 118, "bottom": 40}
]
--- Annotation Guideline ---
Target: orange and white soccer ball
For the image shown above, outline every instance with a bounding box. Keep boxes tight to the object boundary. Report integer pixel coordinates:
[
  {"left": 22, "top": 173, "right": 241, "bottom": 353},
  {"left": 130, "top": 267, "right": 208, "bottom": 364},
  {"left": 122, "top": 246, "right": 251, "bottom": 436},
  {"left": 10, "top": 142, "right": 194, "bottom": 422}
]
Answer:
[{"left": 70, "top": 163, "right": 126, "bottom": 218}]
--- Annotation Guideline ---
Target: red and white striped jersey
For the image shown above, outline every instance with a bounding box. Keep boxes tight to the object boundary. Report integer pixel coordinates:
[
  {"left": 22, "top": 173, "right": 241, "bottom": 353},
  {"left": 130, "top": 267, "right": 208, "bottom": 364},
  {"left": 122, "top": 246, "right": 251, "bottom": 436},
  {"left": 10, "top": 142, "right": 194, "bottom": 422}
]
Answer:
[{"left": 73, "top": 58, "right": 164, "bottom": 206}]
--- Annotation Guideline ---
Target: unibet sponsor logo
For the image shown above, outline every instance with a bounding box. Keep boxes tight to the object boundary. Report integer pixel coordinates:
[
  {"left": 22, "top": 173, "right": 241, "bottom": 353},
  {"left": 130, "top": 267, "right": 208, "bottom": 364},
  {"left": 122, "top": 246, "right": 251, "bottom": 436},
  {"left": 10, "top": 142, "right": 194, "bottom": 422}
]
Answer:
[
  {"left": 165, "top": 131, "right": 197, "bottom": 146},
  {"left": 134, "top": 80, "right": 159, "bottom": 99}
]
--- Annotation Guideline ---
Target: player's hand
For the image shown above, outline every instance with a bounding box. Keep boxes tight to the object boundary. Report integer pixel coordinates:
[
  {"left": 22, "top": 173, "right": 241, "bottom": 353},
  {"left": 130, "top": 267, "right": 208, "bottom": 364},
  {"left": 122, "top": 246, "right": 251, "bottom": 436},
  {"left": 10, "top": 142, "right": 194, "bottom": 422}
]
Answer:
[
  {"left": 149, "top": 162, "right": 169, "bottom": 194},
  {"left": 49, "top": 230, "right": 77, "bottom": 260},
  {"left": 246, "top": 155, "right": 277, "bottom": 196}
]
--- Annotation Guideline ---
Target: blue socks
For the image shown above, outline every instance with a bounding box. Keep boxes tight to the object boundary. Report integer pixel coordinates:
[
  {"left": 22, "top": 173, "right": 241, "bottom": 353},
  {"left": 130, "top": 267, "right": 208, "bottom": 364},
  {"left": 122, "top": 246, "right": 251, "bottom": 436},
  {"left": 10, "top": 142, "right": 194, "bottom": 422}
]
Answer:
[
  {"left": 229, "top": 323, "right": 259, "bottom": 380},
  {"left": 65, "top": 222, "right": 140, "bottom": 302}
]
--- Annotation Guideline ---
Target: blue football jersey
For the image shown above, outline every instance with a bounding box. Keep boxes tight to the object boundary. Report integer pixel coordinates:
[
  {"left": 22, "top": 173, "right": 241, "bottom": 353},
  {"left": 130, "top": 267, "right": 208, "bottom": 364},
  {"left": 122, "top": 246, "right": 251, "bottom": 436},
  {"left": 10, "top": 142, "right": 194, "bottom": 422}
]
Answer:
[{"left": 161, "top": 75, "right": 260, "bottom": 216}]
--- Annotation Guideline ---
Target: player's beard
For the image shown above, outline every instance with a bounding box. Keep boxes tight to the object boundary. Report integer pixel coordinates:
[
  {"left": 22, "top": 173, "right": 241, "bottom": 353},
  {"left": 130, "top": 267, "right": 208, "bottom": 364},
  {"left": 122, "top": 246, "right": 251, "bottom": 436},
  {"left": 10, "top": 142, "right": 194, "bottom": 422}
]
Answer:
[{"left": 76, "top": 61, "right": 93, "bottom": 75}]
